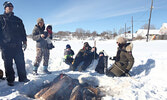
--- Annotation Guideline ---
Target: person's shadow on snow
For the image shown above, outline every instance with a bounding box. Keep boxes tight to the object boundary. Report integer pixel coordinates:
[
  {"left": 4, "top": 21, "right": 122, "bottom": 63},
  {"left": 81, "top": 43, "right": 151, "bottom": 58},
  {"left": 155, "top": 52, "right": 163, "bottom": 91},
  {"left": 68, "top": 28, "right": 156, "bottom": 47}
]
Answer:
[{"left": 130, "top": 59, "right": 155, "bottom": 76}]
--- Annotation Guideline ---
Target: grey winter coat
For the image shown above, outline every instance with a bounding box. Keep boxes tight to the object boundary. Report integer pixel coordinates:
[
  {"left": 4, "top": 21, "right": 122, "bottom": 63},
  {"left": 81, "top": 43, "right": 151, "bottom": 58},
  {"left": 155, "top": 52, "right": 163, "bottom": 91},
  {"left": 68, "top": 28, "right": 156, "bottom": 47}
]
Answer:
[{"left": 32, "top": 25, "right": 48, "bottom": 48}]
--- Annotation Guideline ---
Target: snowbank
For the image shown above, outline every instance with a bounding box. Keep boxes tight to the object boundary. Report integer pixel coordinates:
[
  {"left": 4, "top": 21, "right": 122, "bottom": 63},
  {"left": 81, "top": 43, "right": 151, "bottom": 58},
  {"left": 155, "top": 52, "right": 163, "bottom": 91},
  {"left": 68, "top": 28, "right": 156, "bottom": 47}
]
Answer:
[{"left": 0, "top": 38, "right": 167, "bottom": 100}]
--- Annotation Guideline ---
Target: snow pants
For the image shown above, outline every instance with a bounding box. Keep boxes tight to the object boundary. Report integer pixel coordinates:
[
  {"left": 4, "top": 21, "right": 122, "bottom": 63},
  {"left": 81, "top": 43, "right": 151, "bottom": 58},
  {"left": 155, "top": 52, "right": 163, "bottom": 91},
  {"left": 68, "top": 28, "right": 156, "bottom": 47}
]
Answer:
[
  {"left": 34, "top": 48, "right": 50, "bottom": 67},
  {"left": 71, "top": 56, "right": 93, "bottom": 71},
  {"left": 1, "top": 46, "right": 27, "bottom": 83}
]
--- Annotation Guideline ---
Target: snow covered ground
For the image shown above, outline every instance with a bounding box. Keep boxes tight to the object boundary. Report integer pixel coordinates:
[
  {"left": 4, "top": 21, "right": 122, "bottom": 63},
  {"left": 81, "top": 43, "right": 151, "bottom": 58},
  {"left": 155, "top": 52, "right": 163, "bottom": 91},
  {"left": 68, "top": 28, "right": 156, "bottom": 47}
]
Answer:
[{"left": 0, "top": 38, "right": 167, "bottom": 100}]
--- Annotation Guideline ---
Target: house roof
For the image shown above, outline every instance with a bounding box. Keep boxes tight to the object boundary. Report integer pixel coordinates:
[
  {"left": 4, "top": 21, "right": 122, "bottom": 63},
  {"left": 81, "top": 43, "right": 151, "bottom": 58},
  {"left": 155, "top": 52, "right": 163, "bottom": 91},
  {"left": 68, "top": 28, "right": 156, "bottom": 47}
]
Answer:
[
  {"left": 159, "top": 23, "right": 167, "bottom": 34},
  {"left": 137, "top": 29, "right": 160, "bottom": 36},
  {"left": 116, "top": 33, "right": 137, "bottom": 39}
]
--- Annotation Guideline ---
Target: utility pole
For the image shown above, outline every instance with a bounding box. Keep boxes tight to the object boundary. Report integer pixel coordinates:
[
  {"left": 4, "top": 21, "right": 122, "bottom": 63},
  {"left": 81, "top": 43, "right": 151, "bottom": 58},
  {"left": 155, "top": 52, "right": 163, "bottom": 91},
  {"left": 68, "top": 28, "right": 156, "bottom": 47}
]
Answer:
[
  {"left": 146, "top": 0, "right": 153, "bottom": 42},
  {"left": 125, "top": 23, "right": 126, "bottom": 37},
  {"left": 132, "top": 16, "right": 133, "bottom": 40}
]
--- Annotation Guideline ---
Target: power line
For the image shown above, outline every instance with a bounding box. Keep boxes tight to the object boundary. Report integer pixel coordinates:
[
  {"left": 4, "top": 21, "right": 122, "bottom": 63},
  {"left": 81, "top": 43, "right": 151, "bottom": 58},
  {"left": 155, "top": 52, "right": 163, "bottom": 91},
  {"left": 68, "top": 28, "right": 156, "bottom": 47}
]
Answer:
[{"left": 136, "top": 9, "right": 150, "bottom": 19}]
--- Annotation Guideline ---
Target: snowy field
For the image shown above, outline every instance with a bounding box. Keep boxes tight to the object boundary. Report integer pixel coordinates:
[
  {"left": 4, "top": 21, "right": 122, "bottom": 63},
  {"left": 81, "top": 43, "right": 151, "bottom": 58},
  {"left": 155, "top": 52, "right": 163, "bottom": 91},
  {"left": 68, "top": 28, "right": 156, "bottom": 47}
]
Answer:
[{"left": 0, "top": 38, "right": 167, "bottom": 100}]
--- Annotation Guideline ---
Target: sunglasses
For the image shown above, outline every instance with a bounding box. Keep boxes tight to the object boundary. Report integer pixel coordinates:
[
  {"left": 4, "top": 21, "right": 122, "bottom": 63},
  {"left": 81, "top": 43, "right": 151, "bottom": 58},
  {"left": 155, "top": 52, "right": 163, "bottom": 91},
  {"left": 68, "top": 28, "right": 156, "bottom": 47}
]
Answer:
[
  {"left": 6, "top": 6, "right": 13, "bottom": 8},
  {"left": 47, "top": 28, "right": 52, "bottom": 29},
  {"left": 7, "top": 4, "right": 13, "bottom": 8}
]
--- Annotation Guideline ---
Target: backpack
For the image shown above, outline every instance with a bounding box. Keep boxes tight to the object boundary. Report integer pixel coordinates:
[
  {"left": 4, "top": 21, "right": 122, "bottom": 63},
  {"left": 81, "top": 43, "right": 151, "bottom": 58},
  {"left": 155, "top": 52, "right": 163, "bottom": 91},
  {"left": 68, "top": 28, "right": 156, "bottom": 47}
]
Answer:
[{"left": 95, "top": 51, "right": 108, "bottom": 74}]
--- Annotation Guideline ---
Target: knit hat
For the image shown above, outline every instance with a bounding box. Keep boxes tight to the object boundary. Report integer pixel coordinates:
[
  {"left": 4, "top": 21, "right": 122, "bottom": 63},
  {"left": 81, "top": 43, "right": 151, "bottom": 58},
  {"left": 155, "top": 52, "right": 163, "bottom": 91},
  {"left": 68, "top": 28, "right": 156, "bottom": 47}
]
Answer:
[
  {"left": 3, "top": 1, "right": 13, "bottom": 9},
  {"left": 66, "top": 44, "right": 71, "bottom": 49},
  {"left": 84, "top": 42, "right": 90, "bottom": 47},
  {"left": 46, "top": 24, "right": 52, "bottom": 30},
  {"left": 116, "top": 37, "right": 127, "bottom": 44},
  {"left": 37, "top": 18, "right": 44, "bottom": 24},
  {"left": 99, "top": 51, "right": 104, "bottom": 55}
]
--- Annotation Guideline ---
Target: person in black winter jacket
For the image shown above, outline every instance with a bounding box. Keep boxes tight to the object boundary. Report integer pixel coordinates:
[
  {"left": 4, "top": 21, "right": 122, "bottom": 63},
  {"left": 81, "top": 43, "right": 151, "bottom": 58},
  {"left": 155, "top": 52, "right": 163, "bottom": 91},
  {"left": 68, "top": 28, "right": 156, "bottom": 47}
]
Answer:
[{"left": 0, "top": 1, "right": 29, "bottom": 86}]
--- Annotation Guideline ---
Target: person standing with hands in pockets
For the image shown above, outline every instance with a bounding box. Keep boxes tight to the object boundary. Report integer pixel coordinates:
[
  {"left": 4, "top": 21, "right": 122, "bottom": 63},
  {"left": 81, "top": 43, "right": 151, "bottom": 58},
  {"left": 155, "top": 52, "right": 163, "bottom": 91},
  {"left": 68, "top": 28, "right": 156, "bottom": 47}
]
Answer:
[{"left": 0, "top": 1, "right": 29, "bottom": 86}]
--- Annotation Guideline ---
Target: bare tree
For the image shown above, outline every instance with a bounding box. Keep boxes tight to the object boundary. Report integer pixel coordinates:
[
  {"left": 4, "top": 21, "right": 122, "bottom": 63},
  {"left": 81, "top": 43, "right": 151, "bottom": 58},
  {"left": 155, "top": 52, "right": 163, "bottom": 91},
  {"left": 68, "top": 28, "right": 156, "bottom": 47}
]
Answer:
[
  {"left": 73, "top": 28, "right": 86, "bottom": 39},
  {"left": 118, "top": 28, "right": 124, "bottom": 34},
  {"left": 107, "top": 30, "right": 112, "bottom": 34},
  {"left": 100, "top": 31, "right": 112, "bottom": 39},
  {"left": 76, "top": 28, "right": 85, "bottom": 34},
  {"left": 85, "top": 30, "right": 91, "bottom": 37},
  {"left": 100, "top": 31, "right": 108, "bottom": 37},
  {"left": 141, "top": 23, "right": 156, "bottom": 29},
  {"left": 56, "top": 31, "right": 70, "bottom": 36},
  {"left": 92, "top": 31, "right": 97, "bottom": 37},
  {"left": 113, "top": 32, "right": 117, "bottom": 38},
  {"left": 113, "top": 28, "right": 117, "bottom": 38}
]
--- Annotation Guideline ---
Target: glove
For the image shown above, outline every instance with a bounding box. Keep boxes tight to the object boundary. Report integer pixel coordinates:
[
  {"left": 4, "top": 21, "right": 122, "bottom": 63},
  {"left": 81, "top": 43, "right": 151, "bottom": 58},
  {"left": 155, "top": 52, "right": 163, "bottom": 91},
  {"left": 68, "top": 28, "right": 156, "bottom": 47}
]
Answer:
[
  {"left": 91, "top": 47, "right": 96, "bottom": 52},
  {"left": 22, "top": 42, "right": 27, "bottom": 51},
  {"left": 109, "top": 56, "right": 116, "bottom": 60},
  {"left": 72, "top": 60, "right": 74, "bottom": 65},
  {"left": 113, "top": 57, "right": 117, "bottom": 60}
]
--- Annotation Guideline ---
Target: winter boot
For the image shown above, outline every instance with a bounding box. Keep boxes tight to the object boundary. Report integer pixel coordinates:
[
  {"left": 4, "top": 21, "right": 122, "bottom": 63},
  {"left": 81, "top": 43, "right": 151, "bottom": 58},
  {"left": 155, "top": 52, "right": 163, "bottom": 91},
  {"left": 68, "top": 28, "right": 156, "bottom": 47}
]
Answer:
[
  {"left": 19, "top": 78, "right": 30, "bottom": 83},
  {"left": 78, "top": 66, "right": 85, "bottom": 72},
  {"left": 43, "top": 66, "right": 51, "bottom": 74},
  {"left": 8, "top": 82, "right": 14, "bottom": 86},
  {"left": 78, "top": 65, "right": 87, "bottom": 72},
  {"left": 33, "top": 66, "right": 38, "bottom": 75},
  {"left": 70, "top": 64, "right": 77, "bottom": 71}
]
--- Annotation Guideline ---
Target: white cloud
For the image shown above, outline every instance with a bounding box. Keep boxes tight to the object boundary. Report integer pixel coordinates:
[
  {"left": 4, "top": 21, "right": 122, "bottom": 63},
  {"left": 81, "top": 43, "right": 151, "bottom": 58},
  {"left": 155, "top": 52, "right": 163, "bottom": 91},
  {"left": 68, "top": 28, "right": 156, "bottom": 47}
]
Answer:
[{"left": 46, "top": 0, "right": 148, "bottom": 25}]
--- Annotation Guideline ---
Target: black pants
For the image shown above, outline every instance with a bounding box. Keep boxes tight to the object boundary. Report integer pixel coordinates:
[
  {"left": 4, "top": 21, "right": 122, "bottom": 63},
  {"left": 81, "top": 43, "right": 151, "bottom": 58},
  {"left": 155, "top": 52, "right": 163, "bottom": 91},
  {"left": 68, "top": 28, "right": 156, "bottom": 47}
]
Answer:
[
  {"left": 65, "top": 58, "right": 74, "bottom": 65},
  {"left": 71, "top": 56, "right": 93, "bottom": 71},
  {"left": 1, "top": 46, "right": 27, "bottom": 82}
]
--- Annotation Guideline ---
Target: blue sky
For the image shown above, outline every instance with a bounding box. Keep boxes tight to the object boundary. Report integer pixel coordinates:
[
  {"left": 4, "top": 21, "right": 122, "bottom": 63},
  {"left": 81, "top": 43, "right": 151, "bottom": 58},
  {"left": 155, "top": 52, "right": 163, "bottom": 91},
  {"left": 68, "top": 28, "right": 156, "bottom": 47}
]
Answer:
[{"left": 0, "top": 0, "right": 166, "bottom": 34}]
